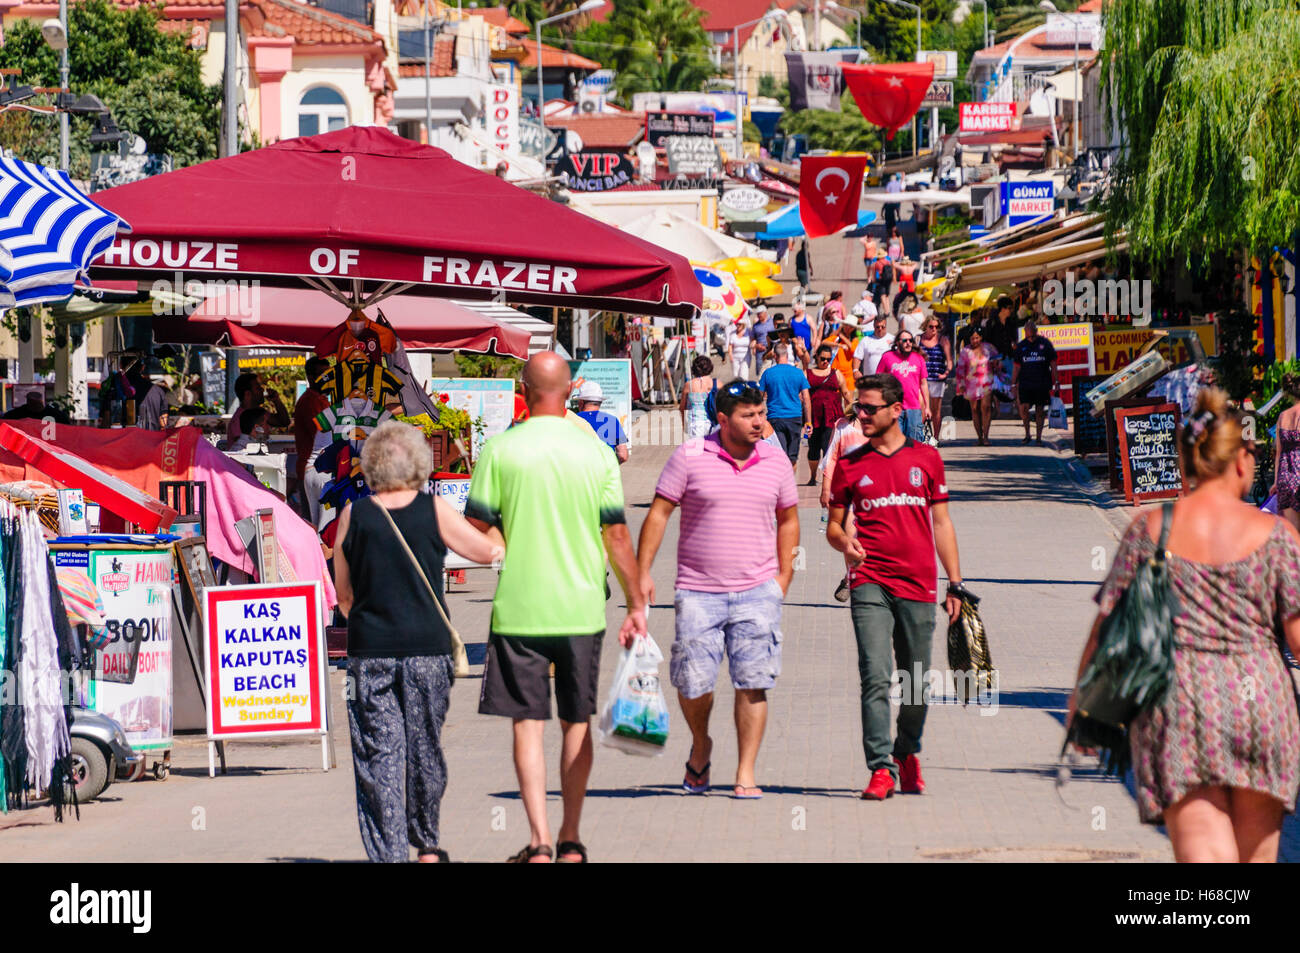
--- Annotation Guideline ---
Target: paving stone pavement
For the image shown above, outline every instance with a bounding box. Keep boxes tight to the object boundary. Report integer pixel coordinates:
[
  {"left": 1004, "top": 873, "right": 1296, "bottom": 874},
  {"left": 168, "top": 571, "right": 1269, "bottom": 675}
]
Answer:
[{"left": 0, "top": 417, "right": 1182, "bottom": 862}]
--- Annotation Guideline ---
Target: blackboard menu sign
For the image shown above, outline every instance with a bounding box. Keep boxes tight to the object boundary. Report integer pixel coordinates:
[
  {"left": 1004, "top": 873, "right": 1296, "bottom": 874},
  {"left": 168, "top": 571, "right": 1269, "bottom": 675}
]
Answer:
[
  {"left": 645, "top": 111, "right": 714, "bottom": 149},
  {"left": 665, "top": 136, "right": 722, "bottom": 176},
  {"left": 1072, "top": 373, "right": 1108, "bottom": 456},
  {"left": 1115, "top": 403, "right": 1184, "bottom": 503}
]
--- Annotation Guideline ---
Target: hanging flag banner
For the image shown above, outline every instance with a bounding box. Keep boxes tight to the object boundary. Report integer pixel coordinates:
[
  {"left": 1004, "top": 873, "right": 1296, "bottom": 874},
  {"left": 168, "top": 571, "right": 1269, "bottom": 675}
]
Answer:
[
  {"left": 841, "top": 62, "right": 935, "bottom": 139},
  {"left": 785, "top": 50, "right": 862, "bottom": 112},
  {"left": 798, "top": 154, "right": 867, "bottom": 238}
]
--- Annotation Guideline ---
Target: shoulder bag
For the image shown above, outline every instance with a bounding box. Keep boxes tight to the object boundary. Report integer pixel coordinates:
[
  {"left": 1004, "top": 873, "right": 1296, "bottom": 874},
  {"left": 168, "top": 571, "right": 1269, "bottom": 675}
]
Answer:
[
  {"left": 371, "top": 497, "right": 470, "bottom": 678},
  {"left": 1064, "top": 502, "right": 1178, "bottom": 775}
]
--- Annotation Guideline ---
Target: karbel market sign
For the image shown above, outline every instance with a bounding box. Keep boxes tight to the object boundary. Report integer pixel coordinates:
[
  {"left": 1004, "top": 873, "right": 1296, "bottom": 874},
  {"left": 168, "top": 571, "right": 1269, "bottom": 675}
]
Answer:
[{"left": 959, "top": 101, "right": 1017, "bottom": 132}]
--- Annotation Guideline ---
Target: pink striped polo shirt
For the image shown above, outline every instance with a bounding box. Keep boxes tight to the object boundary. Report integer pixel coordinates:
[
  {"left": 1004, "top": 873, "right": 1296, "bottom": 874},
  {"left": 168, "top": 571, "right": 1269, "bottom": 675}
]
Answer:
[{"left": 654, "top": 433, "right": 800, "bottom": 592}]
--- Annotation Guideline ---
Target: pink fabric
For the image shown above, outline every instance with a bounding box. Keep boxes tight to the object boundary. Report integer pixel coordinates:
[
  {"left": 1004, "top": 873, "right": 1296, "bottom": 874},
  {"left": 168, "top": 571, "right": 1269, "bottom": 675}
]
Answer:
[
  {"left": 878, "top": 351, "right": 928, "bottom": 410},
  {"left": 193, "top": 441, "right": 337, "bottom": 608},
  {"left": 654, "top": 434, "right": 798, "bottom": 592},
  {"left": 955, "top": 342, "right": 997, "bottom": 400}
]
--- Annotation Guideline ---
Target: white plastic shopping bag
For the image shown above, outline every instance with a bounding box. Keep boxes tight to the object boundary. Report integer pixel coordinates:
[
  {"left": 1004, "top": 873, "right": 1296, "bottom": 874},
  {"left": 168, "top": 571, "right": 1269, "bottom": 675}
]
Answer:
[
  {"left": 1048, "top": 396, "right": 1068, "bottom": 430},
  {"left": 597, "top": 635, "right": 670, "bottom": 757}
]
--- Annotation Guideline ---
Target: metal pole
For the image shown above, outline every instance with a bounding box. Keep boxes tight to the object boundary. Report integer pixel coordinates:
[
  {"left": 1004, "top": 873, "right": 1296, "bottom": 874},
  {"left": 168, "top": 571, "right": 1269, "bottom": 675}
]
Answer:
[
  {"left": 424, "top": 5, "right": 432, "bottom": 143},
  {"left": 223, "top": 0, "right": 237, "bottom": 155},
  {"left": 1073, "top": 21, "right": 1080, "bottom": 158},
  {"left": 913, "top": 9, "right": 920, "bottom": 158},
  {"left": 733, "top": 25, "right": 741, "bottom": 157},
  {"left": 58, "top": 0, "right": 68, "bottom": 169},
  {"left": 814, "top": 0, "right": 821, "bottom": 52}
]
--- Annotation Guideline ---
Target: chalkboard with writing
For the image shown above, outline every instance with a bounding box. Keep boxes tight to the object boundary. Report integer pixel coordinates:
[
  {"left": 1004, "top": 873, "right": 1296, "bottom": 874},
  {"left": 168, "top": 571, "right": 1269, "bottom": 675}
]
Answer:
[
  {"left": 1072, "top": 374, "right": 1108, "bottom": 456},
  {"left": 1115, "top": 403, "right": 1184, "bottom": 503}
]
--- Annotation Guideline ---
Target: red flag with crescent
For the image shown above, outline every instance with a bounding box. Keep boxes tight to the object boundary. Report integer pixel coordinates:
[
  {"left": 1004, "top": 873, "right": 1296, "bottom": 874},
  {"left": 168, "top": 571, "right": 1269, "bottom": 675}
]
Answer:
[
  {"left": 798, "top": 154, "right": 868, "bottom": 239},
  {"left": 841, "top": 62, "right": 935, "bottom": 140}
]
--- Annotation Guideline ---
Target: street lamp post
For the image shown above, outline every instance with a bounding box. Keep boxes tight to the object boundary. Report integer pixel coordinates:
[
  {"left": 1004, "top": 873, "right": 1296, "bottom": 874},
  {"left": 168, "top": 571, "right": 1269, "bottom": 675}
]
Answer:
[
  {"left": 732, "top": 12, "right": 777, "bottom": 158},
  {"left": 57, "top": 0, "right": 68, "bottom": 169},
  {"left": 537, "top": 0, "right": 606, "bottom": 138},
  {"left": 883, "top": 0, "right": 921, "bottom": 156},
  {"left": 1039, "top": 0, "right": 1081, "bottom": 158},
  {"left": 825, "top": 2, "right": 861, "bottom": 50}
]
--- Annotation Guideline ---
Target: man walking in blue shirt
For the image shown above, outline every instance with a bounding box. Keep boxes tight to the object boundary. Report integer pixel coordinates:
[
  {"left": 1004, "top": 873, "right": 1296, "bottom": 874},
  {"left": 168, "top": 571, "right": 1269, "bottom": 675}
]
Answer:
[
  {"left": 575, "top": 381, "right": 629, "bottom": 464},
  {"left": 758, "top": 343, "right": 811, "bottom": 469}
]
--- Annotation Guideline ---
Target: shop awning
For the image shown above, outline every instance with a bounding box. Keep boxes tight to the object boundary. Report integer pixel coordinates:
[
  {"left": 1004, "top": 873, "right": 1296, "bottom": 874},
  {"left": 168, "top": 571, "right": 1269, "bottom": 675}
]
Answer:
[
  {"left": 87, "top": 127, "right": 702, "bottom": 318},
  {"left": 152, "top": 285, "right": 532, "bottom": 357},
  {"left": 619, "top": 208, "right": 774, "bottom": 264},
  {"left": 946, "top": 233, "right": 1127, "bottom": 293}
]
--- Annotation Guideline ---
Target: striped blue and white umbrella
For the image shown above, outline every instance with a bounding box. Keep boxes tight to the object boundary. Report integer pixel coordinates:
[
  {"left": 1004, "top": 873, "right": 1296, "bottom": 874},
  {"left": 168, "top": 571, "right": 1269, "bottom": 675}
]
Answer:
[{"left": 0, "top": 156, "right": 130, "bottom": 309}]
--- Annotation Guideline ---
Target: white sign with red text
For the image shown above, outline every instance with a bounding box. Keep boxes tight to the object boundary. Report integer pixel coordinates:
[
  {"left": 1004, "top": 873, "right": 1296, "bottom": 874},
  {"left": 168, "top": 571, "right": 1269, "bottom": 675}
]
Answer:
[
  {"left": 489, "top": 83, "right": 519, "bottom": 155},
  {"left": 959, "top": 102, "right": 1017, "bottom": 132}
]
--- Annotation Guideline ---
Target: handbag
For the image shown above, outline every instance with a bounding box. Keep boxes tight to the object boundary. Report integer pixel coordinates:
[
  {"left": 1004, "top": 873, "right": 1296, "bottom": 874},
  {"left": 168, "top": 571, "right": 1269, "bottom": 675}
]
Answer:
[
  {"left": 371, "top": 497, "right": 470, "bottom": 679},
  {"left": 946, "top": 585, "right": 994, "bottom": 703},
  {"left": 1064, "top": 502, "right": 1178, "bottom": 775}
]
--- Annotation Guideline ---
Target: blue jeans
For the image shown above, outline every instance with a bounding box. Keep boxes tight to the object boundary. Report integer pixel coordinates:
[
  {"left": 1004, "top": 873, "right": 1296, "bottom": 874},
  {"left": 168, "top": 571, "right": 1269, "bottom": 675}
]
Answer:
[{"left": 902, "top": 408, "right": 925, "bottom": 442}]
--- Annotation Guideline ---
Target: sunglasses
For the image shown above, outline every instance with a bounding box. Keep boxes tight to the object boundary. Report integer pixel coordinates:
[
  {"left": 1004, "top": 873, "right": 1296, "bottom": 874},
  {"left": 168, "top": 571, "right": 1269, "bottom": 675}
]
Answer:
[
  {"left": 816, "top": 353, "right": 832, "bottom": 362},
  {"left": 722, "top": 380, "right": 762, "bottom": 397},
  {"left": 897, "top": 337, "right": 914, "bottom": 345},
  {"left": 854, "top": 401, "right": 889, "bottom": 416}
]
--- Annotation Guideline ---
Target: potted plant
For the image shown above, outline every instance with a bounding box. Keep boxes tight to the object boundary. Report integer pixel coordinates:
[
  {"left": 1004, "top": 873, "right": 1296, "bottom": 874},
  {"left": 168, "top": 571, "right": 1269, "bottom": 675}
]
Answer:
[{"left": 397, "top": 394, "right": 475, "bottom": 472}]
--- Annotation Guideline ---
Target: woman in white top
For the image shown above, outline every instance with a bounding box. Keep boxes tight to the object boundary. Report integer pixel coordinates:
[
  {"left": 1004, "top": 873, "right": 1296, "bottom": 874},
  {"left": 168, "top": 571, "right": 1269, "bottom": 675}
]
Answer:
[
  {"left": 898, "top": 295, "right": 928, "bottom": 340},
  {"left": 726, "top": 320, "right": 753, "bottom": 381}
]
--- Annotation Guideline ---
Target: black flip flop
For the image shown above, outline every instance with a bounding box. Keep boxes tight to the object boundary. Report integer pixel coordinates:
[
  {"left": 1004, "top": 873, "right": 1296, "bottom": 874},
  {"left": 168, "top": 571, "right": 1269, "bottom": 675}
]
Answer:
[
  {"left": 507, "top": 844, "right": 553, "bottom": 863},
  {"left": 556, "top": 840, "right": 589, "bottom": 863},
  {"left": 683, "top": 759, "right": 711, "bottom": 794}
]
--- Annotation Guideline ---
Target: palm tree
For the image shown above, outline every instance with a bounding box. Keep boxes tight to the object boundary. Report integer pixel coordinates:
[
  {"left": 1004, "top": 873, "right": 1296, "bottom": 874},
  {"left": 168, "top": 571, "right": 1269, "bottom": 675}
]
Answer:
[{"left": 572, "top": 0, "right": 714, "bottom": 99}]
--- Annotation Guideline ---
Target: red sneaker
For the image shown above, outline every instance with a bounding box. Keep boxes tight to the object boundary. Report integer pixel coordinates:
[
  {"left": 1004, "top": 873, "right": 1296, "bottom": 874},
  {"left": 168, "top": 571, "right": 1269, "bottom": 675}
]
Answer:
[
  {"left": 861, "top": 768, "right": 895, "bottom": 800},
  {"left": 894, "top": 754, "right": 925, "bottom": 794}
]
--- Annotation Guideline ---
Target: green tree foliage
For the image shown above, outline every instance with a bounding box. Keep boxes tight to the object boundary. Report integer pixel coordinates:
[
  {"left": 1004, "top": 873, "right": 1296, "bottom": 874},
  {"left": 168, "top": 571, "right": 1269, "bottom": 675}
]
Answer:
[
  {"left": 569, "top": 0, "right": 714, "bottom": 100},
  {"left": 1100, "top": 0, "right": 1300, "bottom": 266},
  {"left": 778, "top": 88, "right": 888, "bottom": 153},
  {"left": 0, "top": 0, "right": 220, "bottom": 176}
]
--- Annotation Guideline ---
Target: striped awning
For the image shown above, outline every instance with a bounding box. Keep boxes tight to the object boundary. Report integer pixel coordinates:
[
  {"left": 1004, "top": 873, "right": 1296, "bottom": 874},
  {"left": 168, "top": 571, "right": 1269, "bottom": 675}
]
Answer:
[
  {"left": 453, "top": 300, "right": 554, "bottom": 355},
  {"left": 0, "top": 156, "right": 130, "bottom": 309}
]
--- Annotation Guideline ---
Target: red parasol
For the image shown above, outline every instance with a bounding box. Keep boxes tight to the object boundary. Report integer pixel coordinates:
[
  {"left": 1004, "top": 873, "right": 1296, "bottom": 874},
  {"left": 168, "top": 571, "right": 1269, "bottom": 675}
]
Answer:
[
  {"left": 152, "top": 284, "right": 532, "bottom": 357},
  {"left": 88, "top": 127, "right": 702, "bottom": 317},
  {"left": 841, "top": 63, "right": 935, "bottom": 140}
]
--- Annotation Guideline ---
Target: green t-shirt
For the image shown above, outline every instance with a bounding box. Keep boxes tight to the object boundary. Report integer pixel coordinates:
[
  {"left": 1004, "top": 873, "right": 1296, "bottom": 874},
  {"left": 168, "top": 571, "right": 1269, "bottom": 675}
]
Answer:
[{"left": 466, "top": 414, "right": 626, "bottom": 636}]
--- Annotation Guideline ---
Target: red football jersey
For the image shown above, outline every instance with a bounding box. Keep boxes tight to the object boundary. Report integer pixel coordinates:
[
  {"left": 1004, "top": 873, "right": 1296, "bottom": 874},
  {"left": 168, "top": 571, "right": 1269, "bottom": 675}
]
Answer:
[{"left": 829, "top": 438, "right": 949, "bottom": 603}]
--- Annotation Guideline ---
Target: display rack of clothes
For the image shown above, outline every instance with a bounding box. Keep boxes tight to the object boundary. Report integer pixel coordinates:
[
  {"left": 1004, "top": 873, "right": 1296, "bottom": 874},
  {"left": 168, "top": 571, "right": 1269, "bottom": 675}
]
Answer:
[{"left": 0, "top": 496, "right": 84, "bottom": 819}]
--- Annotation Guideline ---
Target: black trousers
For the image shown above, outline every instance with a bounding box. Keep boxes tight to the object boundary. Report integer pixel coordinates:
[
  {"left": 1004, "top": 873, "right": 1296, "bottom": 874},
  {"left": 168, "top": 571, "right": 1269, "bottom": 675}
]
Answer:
[{"left": 346, "top": 655, "right": 454, "bottom": 862}]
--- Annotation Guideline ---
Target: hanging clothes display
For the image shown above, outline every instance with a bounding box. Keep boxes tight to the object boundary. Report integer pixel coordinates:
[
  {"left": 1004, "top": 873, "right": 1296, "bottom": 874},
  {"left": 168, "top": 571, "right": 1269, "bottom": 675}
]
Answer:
[{"left": 0, "top": 498, "right": 79, "bottom": 818}]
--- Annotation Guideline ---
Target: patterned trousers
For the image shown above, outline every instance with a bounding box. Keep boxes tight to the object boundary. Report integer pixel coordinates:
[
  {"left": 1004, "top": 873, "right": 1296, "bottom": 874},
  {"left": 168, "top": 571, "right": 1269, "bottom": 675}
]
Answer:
[{"left": 346, "top": 655, "right": 454, "bottom": 863}]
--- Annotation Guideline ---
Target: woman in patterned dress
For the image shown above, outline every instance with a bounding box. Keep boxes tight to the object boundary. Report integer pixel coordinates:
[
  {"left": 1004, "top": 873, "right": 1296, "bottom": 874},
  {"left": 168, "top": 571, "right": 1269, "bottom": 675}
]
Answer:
[
  {"left": 954, "top": 326, "right": 998, "bottom": 446},
  {"left": 1073, "top": 388, "right": 1300, "bottom": 862},
  {"left": 1269, "top": 373, "right": 1300, "bottom": 530}
]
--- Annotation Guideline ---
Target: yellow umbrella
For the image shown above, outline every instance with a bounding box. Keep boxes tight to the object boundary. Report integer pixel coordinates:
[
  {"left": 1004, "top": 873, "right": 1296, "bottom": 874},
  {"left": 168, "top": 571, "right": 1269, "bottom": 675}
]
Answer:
[
  {"left": 736, "top": 275, "right": 784, "bottom": 300},
  {"left": 712, "top": 256, "right": 781, "bottom": 278},
  {"left": 917, "top": 277, "right": 946, "bottom": 302},
  {"left": 933, "top": 286, "right": 996, "bottom": 314}
]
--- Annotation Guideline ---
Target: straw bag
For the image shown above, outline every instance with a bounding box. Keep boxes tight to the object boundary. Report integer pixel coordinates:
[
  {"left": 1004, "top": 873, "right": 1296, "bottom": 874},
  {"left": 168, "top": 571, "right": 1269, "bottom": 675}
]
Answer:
[{"left": 372, "top": 498, "right": 470, "bottom": 678}]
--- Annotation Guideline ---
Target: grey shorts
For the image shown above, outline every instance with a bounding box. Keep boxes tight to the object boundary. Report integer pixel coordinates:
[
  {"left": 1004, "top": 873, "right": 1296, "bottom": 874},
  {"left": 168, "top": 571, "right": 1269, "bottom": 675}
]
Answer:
[
  {"left": 479, "top": 632, "right": 603, "bottom": 722},
  {"left": 670, "top": 580, "right": 784, "bottom": 699}
]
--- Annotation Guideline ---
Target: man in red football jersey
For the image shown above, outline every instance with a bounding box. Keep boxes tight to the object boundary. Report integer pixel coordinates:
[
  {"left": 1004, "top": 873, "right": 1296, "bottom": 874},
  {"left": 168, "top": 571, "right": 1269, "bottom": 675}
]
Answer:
[{"left": 827, "top": 373, "right": 965, "bottom": 802}]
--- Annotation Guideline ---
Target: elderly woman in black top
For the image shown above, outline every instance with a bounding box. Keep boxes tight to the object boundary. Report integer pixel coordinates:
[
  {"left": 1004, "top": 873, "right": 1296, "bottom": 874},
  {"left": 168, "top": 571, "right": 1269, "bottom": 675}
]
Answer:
[{"left": 333, "top": 420, "right": 502, "bottom": 863}]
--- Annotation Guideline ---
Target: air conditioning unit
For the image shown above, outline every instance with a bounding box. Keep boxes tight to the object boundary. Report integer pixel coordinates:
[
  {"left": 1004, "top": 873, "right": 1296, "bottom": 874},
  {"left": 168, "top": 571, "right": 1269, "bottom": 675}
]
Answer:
[{"left": 577, "top": 89, "right": 603, "bottom": 114}]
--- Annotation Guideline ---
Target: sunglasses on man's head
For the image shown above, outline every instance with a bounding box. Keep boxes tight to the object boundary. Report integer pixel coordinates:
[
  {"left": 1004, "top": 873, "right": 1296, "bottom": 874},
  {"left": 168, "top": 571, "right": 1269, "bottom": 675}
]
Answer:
[{"left": 722, "top": 380, "right": 762, "bottom": 397}]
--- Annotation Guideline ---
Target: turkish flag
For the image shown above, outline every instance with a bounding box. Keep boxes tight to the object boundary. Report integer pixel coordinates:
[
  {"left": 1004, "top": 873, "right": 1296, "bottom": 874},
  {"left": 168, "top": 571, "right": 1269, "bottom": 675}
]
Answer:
[
  {"left": 841, "top": 62, "right": 935, "bottom": 140},
  {"left": 799, "top": 154, "right": 868, "bottom": 238}
]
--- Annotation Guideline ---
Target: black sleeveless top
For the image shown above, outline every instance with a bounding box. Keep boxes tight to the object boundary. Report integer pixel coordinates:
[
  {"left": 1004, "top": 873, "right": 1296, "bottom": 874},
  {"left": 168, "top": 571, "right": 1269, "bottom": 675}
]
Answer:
[{"left": 342, "top": 493, "right": 452, "bottom": 657}]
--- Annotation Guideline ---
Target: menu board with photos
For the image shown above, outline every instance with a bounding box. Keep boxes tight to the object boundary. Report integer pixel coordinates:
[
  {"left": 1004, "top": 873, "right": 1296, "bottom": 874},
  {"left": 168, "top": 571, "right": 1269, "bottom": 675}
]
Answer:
[{"left": 1115, "top": 403, "right": 1184, "bottom": 503}]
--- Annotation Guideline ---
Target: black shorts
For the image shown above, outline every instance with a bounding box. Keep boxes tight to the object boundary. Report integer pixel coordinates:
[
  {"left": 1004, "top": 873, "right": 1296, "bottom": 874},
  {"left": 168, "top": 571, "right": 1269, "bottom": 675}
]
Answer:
[
  {"left": 808, "top": 424, "right": 834, "bottom": 462},
  {"left": 1019, "top": 384, "right": 1051, "bottom": 407},
  {"left": 769, "top": 417, "right": 803, "bottom": 462},
  {"left": 479, "top": 632, "right": 604, "bottom": 722}
]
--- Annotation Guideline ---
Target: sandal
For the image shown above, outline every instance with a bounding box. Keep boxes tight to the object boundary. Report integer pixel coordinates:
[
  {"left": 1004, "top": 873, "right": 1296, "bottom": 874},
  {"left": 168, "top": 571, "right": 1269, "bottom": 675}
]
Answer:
[
  {"left": 418, "top": 848, "right": 450, "bottom": 863},
  {"left": 506, "top": 844, "right": 553, "bottom": 863},
  {"left": 732, "top": 785, "right": 763, "bottom": 800},
  {"left": 683, "top": 760, "right": 711, "bottom": 794},
  {"left": 556, "top": 840, "right": 589, "bottom": 863}
]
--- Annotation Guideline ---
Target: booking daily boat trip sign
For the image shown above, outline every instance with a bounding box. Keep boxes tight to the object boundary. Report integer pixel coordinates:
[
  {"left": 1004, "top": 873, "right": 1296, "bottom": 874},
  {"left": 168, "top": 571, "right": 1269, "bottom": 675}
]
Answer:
[
  {"left": 1115, "top": 403, "right": 1184, "bottom": 503},
  {"left": 203, "top": 583, "right": 327, "bottom": 741}
]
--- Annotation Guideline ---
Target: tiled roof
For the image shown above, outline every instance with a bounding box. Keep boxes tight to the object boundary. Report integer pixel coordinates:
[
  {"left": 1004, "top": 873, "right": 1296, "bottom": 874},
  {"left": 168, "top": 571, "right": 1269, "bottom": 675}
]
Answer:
[
  {"left": 971, "top": 33, "right": 1100, "bottom": 64},
  {"left": 694, "top": 0, "right": 800, "bottom": 50},
  {"left": 546, "top": 113, "right": 646, "bottom": 149},
  {"left": 472, "top": 6, "right": 529, "bottom": 35},
  {"left": 515, "top": 37, "right": 601, "bottom": 70},
  {"left": 157, "top": 17, "right": 210, "bottom": 48},
  {"left": 252, "top": 0, "right": 382, "bottom": 44},
  {"left": 397, "top": 34, "right": 456, "bottom": 76}
]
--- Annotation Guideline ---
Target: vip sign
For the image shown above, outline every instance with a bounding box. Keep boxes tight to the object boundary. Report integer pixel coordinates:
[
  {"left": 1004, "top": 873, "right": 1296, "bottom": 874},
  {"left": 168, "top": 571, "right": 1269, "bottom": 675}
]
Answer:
[{"left": 489, "top": 84, "right": 519, "bottom": 154}]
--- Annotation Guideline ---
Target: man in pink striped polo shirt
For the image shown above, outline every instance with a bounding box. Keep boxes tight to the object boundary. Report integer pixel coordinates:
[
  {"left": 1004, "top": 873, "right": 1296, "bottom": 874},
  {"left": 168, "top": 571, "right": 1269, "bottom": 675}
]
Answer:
[{"left": 635, "top": 381, "right": 800, "bottom": 799}]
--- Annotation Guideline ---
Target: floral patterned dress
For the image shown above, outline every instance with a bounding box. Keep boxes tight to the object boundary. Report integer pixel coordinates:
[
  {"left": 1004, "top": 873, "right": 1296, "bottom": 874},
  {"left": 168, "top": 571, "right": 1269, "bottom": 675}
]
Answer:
[
  {"left": 1095, "top": 517, "right": 1300, "bottom": 823},
  {"left": 954, "top": 343, "right": 998, "bottom": 400}
]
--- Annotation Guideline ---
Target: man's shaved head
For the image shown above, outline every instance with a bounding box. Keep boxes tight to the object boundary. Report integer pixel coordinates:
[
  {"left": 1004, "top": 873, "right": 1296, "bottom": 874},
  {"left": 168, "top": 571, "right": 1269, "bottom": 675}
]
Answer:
[{"left": 521, "top": 351, "right": 573, "bottom": 415}]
